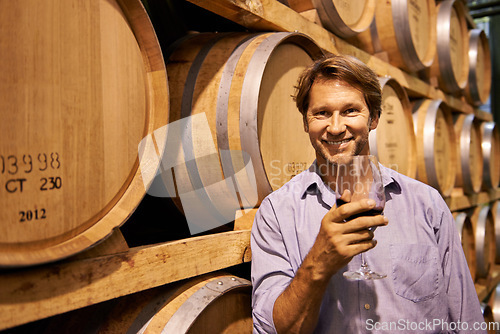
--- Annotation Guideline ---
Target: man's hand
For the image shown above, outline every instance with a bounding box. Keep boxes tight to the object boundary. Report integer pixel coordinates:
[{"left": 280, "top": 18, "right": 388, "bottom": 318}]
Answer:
[{"left": 306, "top": 190, "right": 388, "bottom": 280}]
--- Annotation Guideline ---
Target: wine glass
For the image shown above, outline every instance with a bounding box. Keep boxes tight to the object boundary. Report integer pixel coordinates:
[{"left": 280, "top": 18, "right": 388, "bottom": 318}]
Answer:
[{"left": 335, "top": 155, "right": 386, "bottom": 280}]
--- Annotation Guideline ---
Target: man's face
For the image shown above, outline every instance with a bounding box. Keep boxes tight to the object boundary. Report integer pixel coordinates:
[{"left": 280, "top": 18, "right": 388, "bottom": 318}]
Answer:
[{"left": 305, "top": 79, "right": 378, "bottom": 167}]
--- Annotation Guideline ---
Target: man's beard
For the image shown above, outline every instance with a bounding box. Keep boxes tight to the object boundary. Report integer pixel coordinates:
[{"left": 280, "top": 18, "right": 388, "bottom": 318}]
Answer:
[{"left": 313, "top": 135, "right": 369, "bottom": 168}]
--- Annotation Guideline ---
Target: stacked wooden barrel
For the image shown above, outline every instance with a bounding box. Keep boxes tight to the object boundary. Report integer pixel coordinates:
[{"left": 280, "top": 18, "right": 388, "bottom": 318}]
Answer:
[
  {"left": 430, "top": 0, "right": 470, "bottom": 94},
  {"left": 466, "top": 29, "right": 492, "bottom": 106},
  {"left": 165, "top": 32, "right": 322, "bottom": 206},
  {"left": 453, "top": 211, "right": 477, "bottom": 281},
  {"left": 454, "top": 113, "right": 484, "bottom": 194},
  {"left": 0, "top": 0, "right": 169, "bottom": 267},
  {"left": 369, "top": 77, "right": 417, "bottom": 178},
  {"left": 412, "top": 99, "right": 457, "bottom": 196},
  {"left": 281, "top": 0, "right": 496, "bottom": 196},
  {"left": 162, "top": 31, "right": 323, "bottom": 234},
  {"left": 1, "top": 0, "right": 500, "bottom": 332}
]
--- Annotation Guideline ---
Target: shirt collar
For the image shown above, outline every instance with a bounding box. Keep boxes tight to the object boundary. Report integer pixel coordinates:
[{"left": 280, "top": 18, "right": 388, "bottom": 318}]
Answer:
[{"left": 300, "top": 160, "right": 400, "bottom": 206}]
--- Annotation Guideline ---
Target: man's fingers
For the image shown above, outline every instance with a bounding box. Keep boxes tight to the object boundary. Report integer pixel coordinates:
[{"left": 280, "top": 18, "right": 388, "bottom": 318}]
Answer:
[
  {"left": 342, "top": 215, "right": 388, "bottom": 234},
  {"left": 340, "top": 189, "right": 352, "bottom": 203},
  {"left": 329, "top": 198, "right": 377, "bottom": 222},
  {"left": 335, "top": 237, "right": 377, "bottom": 259},
  {"left": 349, "top": 239, "right": 378, "bottom": 254},
  {"left": 343, "top": 229, "right": 375, "bottom": 244}
]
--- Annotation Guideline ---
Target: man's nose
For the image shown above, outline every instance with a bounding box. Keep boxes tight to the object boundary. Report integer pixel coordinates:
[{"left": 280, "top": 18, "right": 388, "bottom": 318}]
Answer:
[{"left": 326, "top": 115, "right": 346, "bottom": 135}]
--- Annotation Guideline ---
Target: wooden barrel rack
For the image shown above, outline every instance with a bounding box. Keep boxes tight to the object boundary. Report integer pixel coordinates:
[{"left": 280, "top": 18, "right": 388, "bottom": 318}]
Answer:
[{"left": 1, "top": 0, "right": 499, "bottom": 332}]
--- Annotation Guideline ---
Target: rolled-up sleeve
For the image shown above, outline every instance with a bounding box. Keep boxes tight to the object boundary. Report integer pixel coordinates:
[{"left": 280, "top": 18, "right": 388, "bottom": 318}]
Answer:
[{"left": 251, "top": 197, "right": 295, "bottom": 334}]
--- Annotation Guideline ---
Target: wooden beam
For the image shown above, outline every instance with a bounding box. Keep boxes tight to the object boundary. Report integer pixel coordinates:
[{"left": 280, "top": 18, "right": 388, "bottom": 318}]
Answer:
[
  {"left": 0, "top": 230, "right": 251, "bottom": 331},
  {"left": 185, "top": 0, "right": 337, "bottom": 52},
  {"left": 476, "top": 266, "right": 500, "bottom": 302},
  {"left": 446, "top": 188, "right": 500, "bottom": 212},
  {"left": 234, "top": 208, "right": 258, "bottom": 231},
  {"left": 474, "top": 108, "right": 494, "bottom": 122}
]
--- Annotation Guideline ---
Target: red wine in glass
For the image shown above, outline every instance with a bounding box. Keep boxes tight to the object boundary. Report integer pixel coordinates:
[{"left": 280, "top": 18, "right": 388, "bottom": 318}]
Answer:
[{"left": 335, "top": 155, "right": 386, "bottom": 280}]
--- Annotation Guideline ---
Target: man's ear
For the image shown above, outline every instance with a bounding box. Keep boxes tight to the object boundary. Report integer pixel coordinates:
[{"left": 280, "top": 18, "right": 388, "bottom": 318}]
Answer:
[
  {"left": 303, "top": 114, "right": 309, "bottom": 132},
  {"left": 369, "top": 114, "right": 379, "bottom": 131}
]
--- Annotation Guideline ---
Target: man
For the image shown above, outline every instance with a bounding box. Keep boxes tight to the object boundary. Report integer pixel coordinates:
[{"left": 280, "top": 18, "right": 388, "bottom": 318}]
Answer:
[{"left": 251, "top": 54, "right": 485, "bottom": 333}]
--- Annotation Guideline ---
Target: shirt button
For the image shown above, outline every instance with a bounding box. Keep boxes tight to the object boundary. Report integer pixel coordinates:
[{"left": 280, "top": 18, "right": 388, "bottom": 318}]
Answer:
[{"left": 364, "top": 303, "right": 370, "bottom": 310}]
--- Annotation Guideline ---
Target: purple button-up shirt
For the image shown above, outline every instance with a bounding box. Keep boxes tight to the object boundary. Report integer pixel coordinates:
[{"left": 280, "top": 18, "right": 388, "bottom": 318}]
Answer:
[{"left": 251, "top": 162, "right": 486, "bottom": 333}]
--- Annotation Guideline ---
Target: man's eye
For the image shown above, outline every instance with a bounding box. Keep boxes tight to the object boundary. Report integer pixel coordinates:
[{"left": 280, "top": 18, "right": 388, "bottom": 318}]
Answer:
[
  {"left": 344, "top": 108, "right": 358, "bottom": 114},
  {"left": 315, "top": 110, "right": 328, "bottom": 117}
]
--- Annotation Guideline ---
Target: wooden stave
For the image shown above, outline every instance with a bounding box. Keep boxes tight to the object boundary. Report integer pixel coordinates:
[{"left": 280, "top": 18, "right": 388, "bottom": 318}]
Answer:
[
  {"left": 412, "top": 99, "right": 457, "bottom": 197},
  {"left": 311, "top": 0, "right": 376, "bottom": 38},
  {"left": 215, "top": 34, "right": 266, "bottom": 211},
  {"left": 467, "top": 205, "right": 496, "bottom": 280},
  {"left": 369, "top": 76, "right": 417, "bottom": 178},
  {"left": 431, "top": 0, "right": 470, "bottom": 94},
  {"left": 489, "top": 284, "right": 500, "bottom": 324},
  {"left": 481, "top": 122, "right": 500, "bottom": 191},
  {"left": 453, "top": 113, "right": 484, "bottom": 194},
  {"left": 492, "top": 201, "right": 500, "bottom": 264},
  {"left": 465, "top": 29, "right": 492, "bottom": 107},
  {"left": 236, "top": 32, "right": 323, "bottom": 202},
  {"left": 453, "top": 211, "right": 477, "bottom": 282},
  {"left": 0, "top": 0, "right": 169, "bottom": 267},
  {"left": 350, "top": 0, "right": 437, "bottom": 73}
]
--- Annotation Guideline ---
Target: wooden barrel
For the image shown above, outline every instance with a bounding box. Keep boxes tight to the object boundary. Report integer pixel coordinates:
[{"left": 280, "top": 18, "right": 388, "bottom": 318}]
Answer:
[
  {"left": 412, "top": 99, "right": 457, "bottom": 196},
  {"left": 349, "top": 0, "right": 437, "bottom": 73},
  {"left": 492, "top": 201, "right": 500, "bottom": 264},
  {"left": 0, "top": 0, "right": 169, "bottom": 267},
  {"left": 453, "top": 212, "right": 477, "bottom": 282},
  {"left": 312, "top": 0, "right": 376, "bottom": 38},
  {"left": 467, "top": 205, "right": 496, "bottom": 281},
  {"left": 453, "top": 114, "right": 483, "bottom": 194},
  {"left": 488, "top": 284, "right": 500, "bottom": 333},
  {"left": 26, "top": 273, "right": 252, "bottom": 333},
  {"left": 465, "top": 29, "right": 492, "bottom": 107},
  {"left": 164, "top": 32, "right": 322, "bottom": 233},
  {"left": 490, "top": 284, "right": 500, "bottom": 325},
  {"left": 430, "top": 0, "right": 469, "bottom": 94},
  {"left": 105, "top": 273, "right": 252, "bottom": 333},
  {"left": 369, "top": 77, "right": 417, "bottom": 178},
  {"left": 481, "top": 122, "right": 500, "bottom": 191},
  {"left": 280, "top": 0, "right": 376, "bottom": 38}
]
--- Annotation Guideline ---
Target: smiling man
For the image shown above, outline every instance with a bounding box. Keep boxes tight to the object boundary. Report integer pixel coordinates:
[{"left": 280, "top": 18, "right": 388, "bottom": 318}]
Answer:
[
  {"left": 250, "top": 54, "right": 485, "bottom": 334},
  {"left": 305, "top": 76, "right": 377, "bottom": 165}
]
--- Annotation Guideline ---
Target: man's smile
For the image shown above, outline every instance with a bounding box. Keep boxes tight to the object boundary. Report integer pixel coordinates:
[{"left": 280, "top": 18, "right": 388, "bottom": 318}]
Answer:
[{"left": 323, "top": 138, "right": 352, "bottom": 145}]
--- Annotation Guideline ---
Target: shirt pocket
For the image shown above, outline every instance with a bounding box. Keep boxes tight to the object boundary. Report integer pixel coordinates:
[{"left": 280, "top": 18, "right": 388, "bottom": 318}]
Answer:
[{"left": 389, "top": 244, "right": 441, "bottom": 302}]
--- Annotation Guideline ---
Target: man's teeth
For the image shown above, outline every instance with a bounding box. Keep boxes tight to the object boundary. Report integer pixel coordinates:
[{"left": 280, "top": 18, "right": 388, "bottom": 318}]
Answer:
[{"left": 326, "top": 139, "right": 350, "bottom": 145}]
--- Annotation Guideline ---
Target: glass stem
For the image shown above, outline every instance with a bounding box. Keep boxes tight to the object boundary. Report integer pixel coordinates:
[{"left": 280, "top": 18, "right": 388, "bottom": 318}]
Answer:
[{"left": 360, "top": 253, "right": 369, "bottom": 272}]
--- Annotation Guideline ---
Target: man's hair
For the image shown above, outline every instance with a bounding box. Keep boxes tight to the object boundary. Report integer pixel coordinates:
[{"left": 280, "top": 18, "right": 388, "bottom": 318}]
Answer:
[{"left": 294, "top": 54, "right": 382, "bottom": 122}]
